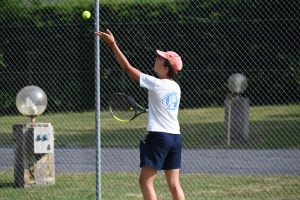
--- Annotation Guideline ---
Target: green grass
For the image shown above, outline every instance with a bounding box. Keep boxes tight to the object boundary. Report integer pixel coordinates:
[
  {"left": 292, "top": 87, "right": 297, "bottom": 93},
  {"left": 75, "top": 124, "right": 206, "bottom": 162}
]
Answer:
[
  {"left": 99, "top": 0, "right": 180, "bottom": 4},
  {"left": 1, "top": 103, "right": 300, "bottom": 199},
  {"left": 0, "top": 104, "right": 299, "bottom": 149},
  {"left": 0, "top": 170, "right": 299, "bottom": 199},
  {"left": 179, "top": 104, "right": 300, "bottom": 149}
]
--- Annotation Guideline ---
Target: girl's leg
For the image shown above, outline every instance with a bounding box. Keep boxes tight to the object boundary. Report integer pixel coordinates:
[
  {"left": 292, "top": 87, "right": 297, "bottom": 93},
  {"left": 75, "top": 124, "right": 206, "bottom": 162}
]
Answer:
[
  {"left": 164, "top": 169, "right": 185, "bottom": 200},
  {"left": 139, "top": 166, "right": 158, "bottom": 200}
]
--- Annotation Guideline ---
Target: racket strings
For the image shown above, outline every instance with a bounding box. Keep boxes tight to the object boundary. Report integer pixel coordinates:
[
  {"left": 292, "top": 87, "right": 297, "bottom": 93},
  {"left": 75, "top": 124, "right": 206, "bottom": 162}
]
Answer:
[{"left": 110, "top": 95, "right": 136, "bottom": 121}]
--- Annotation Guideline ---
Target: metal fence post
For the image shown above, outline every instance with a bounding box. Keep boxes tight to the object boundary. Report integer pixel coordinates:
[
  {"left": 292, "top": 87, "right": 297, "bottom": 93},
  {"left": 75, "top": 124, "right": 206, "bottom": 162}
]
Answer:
[{"left": 94, "top": 0, "right": 101, "bottom": 199}]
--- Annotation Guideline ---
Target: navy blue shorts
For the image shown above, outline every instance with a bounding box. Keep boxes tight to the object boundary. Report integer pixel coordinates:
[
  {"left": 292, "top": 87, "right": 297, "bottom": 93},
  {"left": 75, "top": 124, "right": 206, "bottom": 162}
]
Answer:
[{"left": 139, "top": 131, "right": 182, "bottom": 170}]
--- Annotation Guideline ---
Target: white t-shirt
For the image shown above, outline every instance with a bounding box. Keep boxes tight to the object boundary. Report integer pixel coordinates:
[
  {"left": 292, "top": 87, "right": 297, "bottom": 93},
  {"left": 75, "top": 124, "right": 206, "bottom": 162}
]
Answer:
[{"left": 140, "top": 73, "right": 181, "bottom": 134}]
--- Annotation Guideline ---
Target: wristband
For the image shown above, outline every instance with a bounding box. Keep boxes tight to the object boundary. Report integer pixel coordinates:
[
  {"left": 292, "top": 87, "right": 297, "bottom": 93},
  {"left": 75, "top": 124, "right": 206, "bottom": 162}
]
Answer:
[{"left": 109, "top": 41, "right": 116, "bottom": 47}]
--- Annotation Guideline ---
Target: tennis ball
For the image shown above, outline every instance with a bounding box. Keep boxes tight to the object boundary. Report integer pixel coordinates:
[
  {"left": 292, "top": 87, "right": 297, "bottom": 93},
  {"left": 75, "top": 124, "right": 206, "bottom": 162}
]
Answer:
[
  {"left": 82, "top": 11, "right": 91, "bottom": 19},
  {"left": 130, "top": 107, "right": 133, "bottom": 111}
]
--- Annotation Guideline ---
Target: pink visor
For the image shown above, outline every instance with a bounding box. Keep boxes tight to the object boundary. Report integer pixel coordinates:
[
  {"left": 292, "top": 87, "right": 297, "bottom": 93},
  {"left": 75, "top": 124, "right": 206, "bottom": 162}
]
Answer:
[{"left": 156, "top": 50, "right": 182, "bottom": 73}]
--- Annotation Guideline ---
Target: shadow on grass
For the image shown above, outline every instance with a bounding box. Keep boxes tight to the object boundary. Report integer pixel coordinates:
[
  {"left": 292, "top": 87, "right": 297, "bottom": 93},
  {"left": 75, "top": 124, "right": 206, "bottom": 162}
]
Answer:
[
  {"left": 181, "top": 119, "right": 300, "bottom": 149},
  {"left": 0, "top": 132, "right": 13, "bottom": 146},
  {"left": 0, "top": 182, "right": 14, "bottom": 188},
  {"left": 1, "top": 118, "right": 299, "bottom": 149},
  {"left": 53, "top": 118, "right": 300, "bottom": 149},
  {"left": 267, "top": 113, "right": 300, "bottom": 119},
  {"left": 51, "top": 128, "right": 146, "bottom": 148}
]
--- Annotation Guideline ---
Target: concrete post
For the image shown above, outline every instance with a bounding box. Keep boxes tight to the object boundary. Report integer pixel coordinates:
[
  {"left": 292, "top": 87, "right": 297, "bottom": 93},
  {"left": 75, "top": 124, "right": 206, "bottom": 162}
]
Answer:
[
  {"left": 13, "top": 123, "right": 55, "bottom": 188},
  {"left": 224, "top": 96, "right": 250, "bottom": 142}
]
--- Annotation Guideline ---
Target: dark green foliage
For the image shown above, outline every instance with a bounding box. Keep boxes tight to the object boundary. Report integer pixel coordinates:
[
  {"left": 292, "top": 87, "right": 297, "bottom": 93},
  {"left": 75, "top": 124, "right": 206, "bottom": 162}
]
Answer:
[{"left": 0, "top": 0, "right": 299, "bottom": 114}]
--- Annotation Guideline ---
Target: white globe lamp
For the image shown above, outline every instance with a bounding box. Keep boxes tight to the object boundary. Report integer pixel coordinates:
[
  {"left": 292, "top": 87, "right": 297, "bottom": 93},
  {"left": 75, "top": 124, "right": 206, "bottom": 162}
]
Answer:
[
  {"left": 16, "top": 85, "right": 48, "bottom": 122},
  {"left": 228, "top": 73, "right": 248, "bottom": 95}
]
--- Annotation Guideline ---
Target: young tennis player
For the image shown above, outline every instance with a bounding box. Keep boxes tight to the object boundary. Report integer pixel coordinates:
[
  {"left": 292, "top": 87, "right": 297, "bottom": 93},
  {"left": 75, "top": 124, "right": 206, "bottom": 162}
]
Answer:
[{"left": 95, "top": 29, "right": 185, "bottom": 200}]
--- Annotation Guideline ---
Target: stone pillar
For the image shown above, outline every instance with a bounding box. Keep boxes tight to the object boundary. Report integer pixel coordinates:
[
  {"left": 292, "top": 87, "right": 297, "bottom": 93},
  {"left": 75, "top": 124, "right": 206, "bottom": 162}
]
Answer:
[
  {"left": 224, "top": 96, "right": 250, "bottom": 142},
  {"left": 13, "top": 123, "right": 55, "bottom": 188}
]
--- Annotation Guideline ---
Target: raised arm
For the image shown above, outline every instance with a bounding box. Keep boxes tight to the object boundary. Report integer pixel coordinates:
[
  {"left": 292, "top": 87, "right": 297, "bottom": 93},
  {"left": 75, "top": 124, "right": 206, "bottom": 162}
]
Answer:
[{"left": 94, "top": 29, "right": 141, "bottom": 82}]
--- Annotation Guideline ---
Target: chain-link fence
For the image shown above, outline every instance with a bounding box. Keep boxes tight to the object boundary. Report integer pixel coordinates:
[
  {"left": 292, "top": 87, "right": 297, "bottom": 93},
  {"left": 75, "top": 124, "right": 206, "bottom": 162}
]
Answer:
[{"left": 1, "top": 0, "right": 300, "bottom": 199}]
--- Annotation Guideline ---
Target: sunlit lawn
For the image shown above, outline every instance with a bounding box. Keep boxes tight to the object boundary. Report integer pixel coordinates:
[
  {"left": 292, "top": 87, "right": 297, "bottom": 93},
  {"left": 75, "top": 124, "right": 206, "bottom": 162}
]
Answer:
[
  {"left": 0, "top": 104, "right": 299, "bottom": 199},
  {"left": 0, "top": 170, "right": 299, "bottom": 200},
  {"left": 0, "top": 104, "right": 299, "bottom": 149}
]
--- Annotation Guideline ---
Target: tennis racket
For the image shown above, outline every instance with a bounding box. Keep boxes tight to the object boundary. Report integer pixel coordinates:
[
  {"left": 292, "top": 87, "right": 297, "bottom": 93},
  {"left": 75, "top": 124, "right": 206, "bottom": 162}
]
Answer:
[{"left": 109, "top": 93, "right": 148, "bottom": 122}]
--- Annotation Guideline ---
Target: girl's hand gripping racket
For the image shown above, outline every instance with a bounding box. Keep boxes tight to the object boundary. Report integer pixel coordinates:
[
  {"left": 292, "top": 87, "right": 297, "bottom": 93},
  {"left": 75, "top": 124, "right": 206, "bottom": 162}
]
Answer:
[{"left": 109, "top": 93, "right": 148, "bottom": 122}]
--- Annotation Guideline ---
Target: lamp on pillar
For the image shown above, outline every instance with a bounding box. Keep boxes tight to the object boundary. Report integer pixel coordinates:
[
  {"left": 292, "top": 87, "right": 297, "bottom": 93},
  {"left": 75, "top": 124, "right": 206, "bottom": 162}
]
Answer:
[
  {"left": 228, "top": 73, "right": 248, "bottom": 97},
  {"left": 13, "top": 85, "right": 55, "bottom": 188},
  {"left": 16, "top": 85, "right": 48, "bottom": 122},
  {"left": 225, "top": 73, "right": 250, "bottom": 145}
]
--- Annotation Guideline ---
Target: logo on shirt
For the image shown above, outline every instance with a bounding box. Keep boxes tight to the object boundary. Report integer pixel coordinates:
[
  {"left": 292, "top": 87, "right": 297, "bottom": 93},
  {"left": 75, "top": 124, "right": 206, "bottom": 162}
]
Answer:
[{"left": 164, "top": 92, "right": 179, "bottom": 110}]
